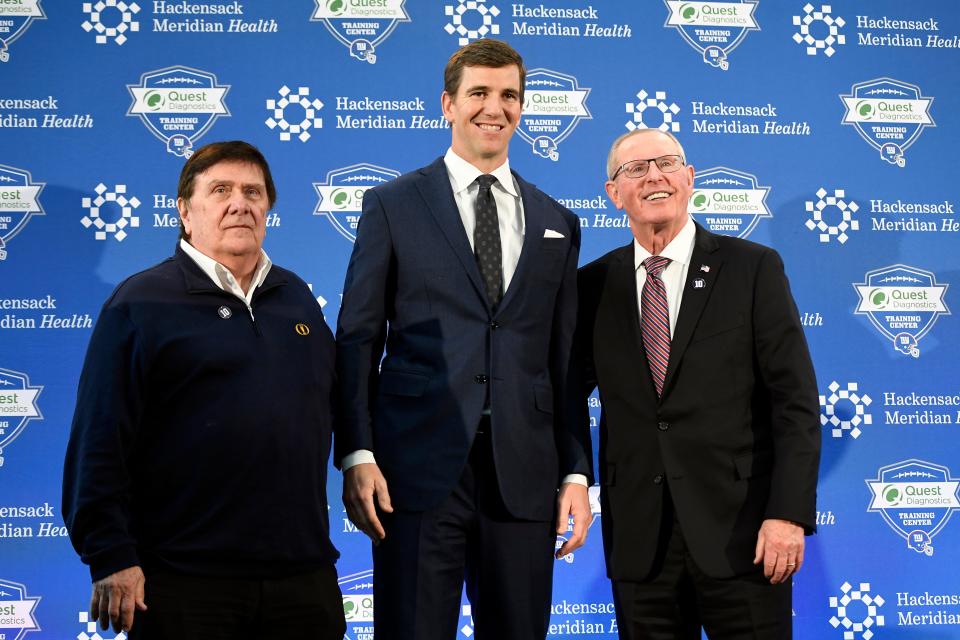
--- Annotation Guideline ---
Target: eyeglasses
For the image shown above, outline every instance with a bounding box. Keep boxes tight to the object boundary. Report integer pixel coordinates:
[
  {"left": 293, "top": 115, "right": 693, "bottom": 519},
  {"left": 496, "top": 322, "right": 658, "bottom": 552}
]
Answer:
[{"left": 610, "top": 155, "right": 685, "bottom": 180}]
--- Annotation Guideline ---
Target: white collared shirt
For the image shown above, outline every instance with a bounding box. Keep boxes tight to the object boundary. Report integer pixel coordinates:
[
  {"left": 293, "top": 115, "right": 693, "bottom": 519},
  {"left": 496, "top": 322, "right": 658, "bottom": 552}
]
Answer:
[
  {"left": 634, "top": 217, "right": 697, "bottom": 337},
  {"left": 180, "top": 238, "right": 272, "bottom": 317},
  {"left": 443, "top": 147, "right": 525, "bottom": 291}
]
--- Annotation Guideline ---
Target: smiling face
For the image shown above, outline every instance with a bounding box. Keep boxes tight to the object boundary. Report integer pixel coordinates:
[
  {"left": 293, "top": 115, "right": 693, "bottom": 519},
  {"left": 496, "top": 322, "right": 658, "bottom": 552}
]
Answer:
[
  {"left": 177, "top": 160, "right": 269, "bottom": 265},
  {"left": 442, "top": 64, "right": 522, "bottom": 172},
  {"left": 605, "top": 130, "right": 694, "bottom": 242}
]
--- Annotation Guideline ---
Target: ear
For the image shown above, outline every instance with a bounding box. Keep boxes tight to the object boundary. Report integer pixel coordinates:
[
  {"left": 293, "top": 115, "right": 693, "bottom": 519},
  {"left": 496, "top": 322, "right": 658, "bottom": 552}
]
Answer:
[
  {"left": 441, "top": 90, "right": 454, "bottom": 124},
  {"left": 605, "top": 180, "right": 623, "bottom": 210},
  {"left": 177, "top": 197, "right": 192, "bottom": 236},
  {"left": 684, "top": 164, "right": 695, "bottom": 187}
]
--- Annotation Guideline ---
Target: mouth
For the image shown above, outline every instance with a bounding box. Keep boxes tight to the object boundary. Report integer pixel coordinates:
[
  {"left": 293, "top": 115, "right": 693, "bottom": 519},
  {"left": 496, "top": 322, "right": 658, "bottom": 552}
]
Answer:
[
  {"left": 644, "top": 191, "right": 672, "bottom": 202},
  {"left": 475, "top": 122, "right": 504, "bottom": 132}
]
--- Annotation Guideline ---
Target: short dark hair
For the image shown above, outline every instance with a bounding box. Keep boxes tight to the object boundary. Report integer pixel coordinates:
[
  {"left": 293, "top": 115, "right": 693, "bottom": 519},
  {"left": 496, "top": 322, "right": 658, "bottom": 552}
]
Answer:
[
  {"left": 177, "top": 140, "right": 276, "bottom": 240},
  {"left": 443, "top": 39, "right": 526, "bottom": 101}
]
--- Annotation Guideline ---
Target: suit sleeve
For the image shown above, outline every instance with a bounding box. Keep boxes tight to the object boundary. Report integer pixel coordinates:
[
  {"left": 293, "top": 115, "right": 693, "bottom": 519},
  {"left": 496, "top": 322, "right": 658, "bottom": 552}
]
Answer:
[
  {"left": 552, "top": 214, "right": 594, "bottom": 484},
  {"left": 752, "top": 248, "right": 821, "bottom": 533},
  {"left": 334, "top": 187, "right": 394, "bottom": 466},
  {"left": 62, "top": 301, "right": 145, "bottom": 580}
]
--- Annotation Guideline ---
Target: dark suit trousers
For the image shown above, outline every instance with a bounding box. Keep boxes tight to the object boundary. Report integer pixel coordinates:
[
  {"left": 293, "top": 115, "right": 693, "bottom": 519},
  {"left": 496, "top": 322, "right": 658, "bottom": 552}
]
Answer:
[
  {"left": 373, "top": 423, "right": 556, "bottom": 640},
  {"left": 128, "top": 565, "right": 346, "bottom": 640},
  {"left": 612, "top": 490, "right": 792, "bottom": 640}
]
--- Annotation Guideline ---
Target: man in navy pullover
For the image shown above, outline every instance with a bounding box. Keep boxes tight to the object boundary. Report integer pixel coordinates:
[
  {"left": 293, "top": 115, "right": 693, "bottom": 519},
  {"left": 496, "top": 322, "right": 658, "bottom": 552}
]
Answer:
[{"left": 63, "top": 141, "right": 345, "bottom": 639}]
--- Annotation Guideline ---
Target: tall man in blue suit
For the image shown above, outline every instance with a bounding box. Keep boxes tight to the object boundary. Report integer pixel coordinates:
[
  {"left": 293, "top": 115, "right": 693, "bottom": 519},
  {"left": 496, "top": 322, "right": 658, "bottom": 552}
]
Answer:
[{"left": 336, "top": 39, "right": 593, "bottom": 640}]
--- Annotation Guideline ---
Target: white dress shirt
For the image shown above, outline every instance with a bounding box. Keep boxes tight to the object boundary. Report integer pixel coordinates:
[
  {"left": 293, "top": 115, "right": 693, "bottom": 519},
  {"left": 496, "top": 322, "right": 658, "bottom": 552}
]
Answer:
[
  {"left": 443, "top": 147, "right": 525, "bottom": 291},
  {"left": 634, "top": 217, "right": 697, "bottom": 337},
  {"left": 179, "top": 239, "right": 272, "bottom": 318},
  {"left": 344, "top": 153, "right": 586, "bottom": 487}
]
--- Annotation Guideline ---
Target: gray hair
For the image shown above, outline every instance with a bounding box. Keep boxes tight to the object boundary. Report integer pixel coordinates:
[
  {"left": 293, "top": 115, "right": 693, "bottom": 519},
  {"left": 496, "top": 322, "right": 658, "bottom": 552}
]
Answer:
[{"left": 605, "top": 129, "right": 687, "bottom": 180}]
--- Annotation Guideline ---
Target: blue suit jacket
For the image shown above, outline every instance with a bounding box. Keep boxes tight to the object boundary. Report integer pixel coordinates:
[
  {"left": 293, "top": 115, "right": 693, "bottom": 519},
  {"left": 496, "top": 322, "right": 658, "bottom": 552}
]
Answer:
[{"left": 336, "top": 157, "right": 592, "bottom": 520}]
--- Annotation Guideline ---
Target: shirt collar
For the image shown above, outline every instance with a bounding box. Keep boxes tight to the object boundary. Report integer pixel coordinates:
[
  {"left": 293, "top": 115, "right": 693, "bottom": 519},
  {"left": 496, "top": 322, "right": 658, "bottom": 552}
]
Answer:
[
  {"left": 443, "top": 148, "right": 518, "bottom": 197},
  {"left": 634, "top": 216, "right": 696, "bottom": 271},
  {"left": 179, "top": 238, "right": 272, "bottom": 294}
]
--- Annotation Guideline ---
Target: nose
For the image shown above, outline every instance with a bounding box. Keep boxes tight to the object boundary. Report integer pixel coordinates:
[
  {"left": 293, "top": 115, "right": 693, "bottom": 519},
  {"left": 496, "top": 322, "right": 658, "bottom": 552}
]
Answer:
[
  {"left": 226, "top": 188, "right": 252, "bottom": 213},
  {"left": 644, "top": 161, "right": 668, "bottom": 181},
  {"left": 482, "top": 94, "right": 504, "bottom": 117}
]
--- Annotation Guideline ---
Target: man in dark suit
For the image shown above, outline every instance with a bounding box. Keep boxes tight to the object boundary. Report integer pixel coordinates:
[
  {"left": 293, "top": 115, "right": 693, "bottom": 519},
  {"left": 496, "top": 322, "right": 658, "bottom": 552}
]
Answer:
[
  {"left": 576, "top": 129, "right": 820, "bottom": 639},
  {"left": 335, "top": 39, "right": 593, "bottom": 640}
]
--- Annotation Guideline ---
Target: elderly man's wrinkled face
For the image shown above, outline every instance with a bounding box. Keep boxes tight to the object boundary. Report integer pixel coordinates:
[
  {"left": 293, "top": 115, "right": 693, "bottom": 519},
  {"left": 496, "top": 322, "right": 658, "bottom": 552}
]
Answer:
[
  {"left": 605, "top": 132, "right": 694, "bottom": 236},
  {"left": 178, "top": 160, "right": 269, "bottom": 263}
]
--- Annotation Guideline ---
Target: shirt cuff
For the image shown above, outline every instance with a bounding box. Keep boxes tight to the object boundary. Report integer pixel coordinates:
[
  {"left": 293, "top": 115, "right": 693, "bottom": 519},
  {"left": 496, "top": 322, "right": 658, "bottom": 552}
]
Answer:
[
  {"left": 561, "top": 474, "right": 588, "bottom": 487},
  {"left": 342, "top": 449, "right": 376, "bottom": 470}
]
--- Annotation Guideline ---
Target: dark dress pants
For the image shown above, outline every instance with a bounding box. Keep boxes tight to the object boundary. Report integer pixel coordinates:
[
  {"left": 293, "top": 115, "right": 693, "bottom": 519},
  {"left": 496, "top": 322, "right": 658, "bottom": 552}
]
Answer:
[
  {"left": 128, "top": 564, "right": 346, "bottom": 640},
  {"left": 612, "top": 489, "right": 792, "bottom": 640},
  {"left": 373, "top": 425, "right": 556, "bottom": 640}
]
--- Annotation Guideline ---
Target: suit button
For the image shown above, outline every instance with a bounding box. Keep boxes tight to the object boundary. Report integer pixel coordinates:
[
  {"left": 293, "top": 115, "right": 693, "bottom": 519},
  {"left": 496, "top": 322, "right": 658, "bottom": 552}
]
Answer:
[
  {"left": 653, "top": 474, "right": 664, "bottom": 485},
  {"left": 475, "top": 375, "right": 488, "bottom": 384},
  {"left": 489, "top": 321, "right": 499, "bottom": 330},
  {"left": 658, "top": 421, "right": 670, "bottom": 431}
]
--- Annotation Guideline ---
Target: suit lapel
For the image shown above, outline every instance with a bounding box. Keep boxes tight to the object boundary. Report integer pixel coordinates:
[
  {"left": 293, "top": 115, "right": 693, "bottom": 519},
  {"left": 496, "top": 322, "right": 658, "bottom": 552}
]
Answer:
[
  {"left": 497, "top": 172, "right": 545, "bottom": 314},
  {"left": 662, "top": 224, "right": 722, "bottom": 398},
  {"left": 414, "top": 158, "right": 487, "bottom": 305},
  {"left": 610, "top": 242, "right": 660, "bottom": 401}
]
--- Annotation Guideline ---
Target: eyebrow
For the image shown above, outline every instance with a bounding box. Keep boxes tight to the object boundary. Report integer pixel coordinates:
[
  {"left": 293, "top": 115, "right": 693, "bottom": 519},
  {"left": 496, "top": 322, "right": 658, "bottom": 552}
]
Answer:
[
  {"left": 464, "top": 84, "right": 518, "bottom": 94},
  {"left": 206, "top": 178, "right": 265, "bottom": 190}
]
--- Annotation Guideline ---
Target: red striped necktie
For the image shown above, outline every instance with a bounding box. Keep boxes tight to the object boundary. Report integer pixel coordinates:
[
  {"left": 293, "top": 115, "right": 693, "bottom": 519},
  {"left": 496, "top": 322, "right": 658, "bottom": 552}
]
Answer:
[{"left": 641, "top": 256, "right": 672, "bottom": 397}]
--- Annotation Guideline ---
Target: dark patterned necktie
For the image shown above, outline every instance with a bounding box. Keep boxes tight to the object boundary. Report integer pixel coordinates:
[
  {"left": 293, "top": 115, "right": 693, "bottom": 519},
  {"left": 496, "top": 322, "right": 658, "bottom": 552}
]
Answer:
[
  {"left": 641, "top": 256, "right": 672, "bottom": 397},
  {"left": 474, "top": 174, "right": 503, "bottom": 309}
]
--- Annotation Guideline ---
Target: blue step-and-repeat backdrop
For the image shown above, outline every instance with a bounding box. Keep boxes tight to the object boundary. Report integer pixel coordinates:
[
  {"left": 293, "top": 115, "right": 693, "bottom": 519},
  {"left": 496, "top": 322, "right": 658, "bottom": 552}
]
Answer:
[{"left": 1, "top": 1, "right": 958, "bottom": 638}]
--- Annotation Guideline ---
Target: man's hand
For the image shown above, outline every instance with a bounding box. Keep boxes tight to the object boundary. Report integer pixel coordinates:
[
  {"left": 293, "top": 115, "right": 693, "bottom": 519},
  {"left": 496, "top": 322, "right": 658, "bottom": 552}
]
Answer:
[
  {"left": 555, "top": 482, "right": 592, "bottom": 559},
  {"left": 91, "top": 565, "right": 147, "bottom": 633},
  {"left": 753, "top": 518, "right": 805, "bottom": 584},
  {"left": 343, "top": 462, "right": 393, "bottom": 544}
]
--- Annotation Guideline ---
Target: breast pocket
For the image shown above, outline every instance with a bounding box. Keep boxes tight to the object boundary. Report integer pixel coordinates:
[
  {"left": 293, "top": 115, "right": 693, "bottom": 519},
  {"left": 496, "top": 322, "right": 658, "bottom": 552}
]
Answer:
[{"left": 690, "top": 313, "right": 745, "bottom": 344}]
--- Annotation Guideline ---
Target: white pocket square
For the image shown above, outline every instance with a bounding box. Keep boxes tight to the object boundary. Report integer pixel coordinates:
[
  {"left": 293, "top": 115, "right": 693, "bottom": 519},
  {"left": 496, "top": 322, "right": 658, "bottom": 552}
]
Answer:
[{"left": 543, "top": 229, "right": 565, "bottom": 239}]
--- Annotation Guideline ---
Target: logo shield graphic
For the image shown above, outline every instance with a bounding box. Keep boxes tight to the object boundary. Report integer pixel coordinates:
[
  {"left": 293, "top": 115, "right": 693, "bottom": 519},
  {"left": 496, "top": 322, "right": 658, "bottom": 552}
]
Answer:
[
  {"left": 311, "top": 0, "right": 409, "bottom": 64},
  {"left": 127, "top": 66, "right": 230, "bottom": 158},
  {"left": 689, "top": 167, "right": 770, "bottom": 238},
  {"left": 867, "top": 459, "right": 960, "bottom": 556},
  {"left": 0, "top": 165, "right": 45, "bottom": 261},
  {"left": 314, "top": 163, "right": 401, "bottom": 243},
  {"left": 0, "top": 368, "right": 43, "bottom": 468},
  {"left": 0, "top": 0, "right": 44, "bottom": 63},
  {"left": 339, "top": 569, "right": 374, "bottom": 640},
  {"left": 517, "top": 69, "right": 591, "bottom": 161},
  {"left": 0, "top": 578, "right": 41, "bottom": 639},
  {"left": 841, "top": 77, "right": 934, "bottom": 167},
  {"left": 854, "top": 264, "right": 950, "bottom": 357},
  {"left": 664, "top": 0, "right": 759, "bottom": 70}
]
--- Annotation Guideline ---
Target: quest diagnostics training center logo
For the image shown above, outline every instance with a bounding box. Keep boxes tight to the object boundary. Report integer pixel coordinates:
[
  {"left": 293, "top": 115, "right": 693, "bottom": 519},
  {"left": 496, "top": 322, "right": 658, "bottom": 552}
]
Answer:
[
  {"left": 854, "top": 264, "right": 949, "bottom": 358},
  {"left": 688, "top": 167, "right": 770, "bottom": 238},
  {"left": 0, "top": 0, "right": 44, "bottom": 63},
  {"left": 664, "top": 0, "right": 759, "bottom": 70},
  {"left": 517, "top": 68, "right": 591, "bottom": 161},
  {"left": 0, "top": 164, "right": 45, "bottom": 261},
  {"left": 868, "top": 459, "right": 960, "bottom": 556},
  {"left": 0, "top": 368, "right": 43, "bottom": 468},
  {"left": 314, "top": 163, "right": 400, "bottom": 243},
  {"left": 339, "top": 569, "right": 373, "bottom": 640},
  {"left": 311, "top": 0, "right": 409, "bottom": 64},
  {"left": 127, "top": 66, "right": 230, "bottom": 158},
  {"left": 0, "top": 578, "right": 41, "bottom": 638},
  {"left": 841, "top": 77, "right": 934, "bottom": 168}
]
